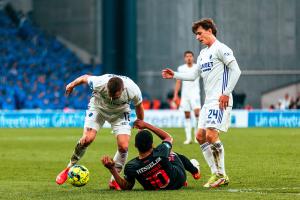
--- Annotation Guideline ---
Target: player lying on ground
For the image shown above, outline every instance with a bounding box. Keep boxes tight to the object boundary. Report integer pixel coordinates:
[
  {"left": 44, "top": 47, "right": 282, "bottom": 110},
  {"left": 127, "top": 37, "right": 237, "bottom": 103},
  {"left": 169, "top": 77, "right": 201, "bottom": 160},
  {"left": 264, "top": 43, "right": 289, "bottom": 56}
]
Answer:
[
  {"left": 102, "top": 119, "right": 200, "bottom": 190},
  {"left": 56, "top": 74, "right": 144, "bottom": 190}
]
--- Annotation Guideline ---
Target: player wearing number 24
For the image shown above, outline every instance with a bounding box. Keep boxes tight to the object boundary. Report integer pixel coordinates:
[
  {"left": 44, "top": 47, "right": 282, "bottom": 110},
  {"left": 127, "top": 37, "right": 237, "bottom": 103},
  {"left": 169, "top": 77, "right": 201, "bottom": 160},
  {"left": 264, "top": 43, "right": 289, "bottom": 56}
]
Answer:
[{"left": 102, "top": 119, "right": 201, "bottom": 190}]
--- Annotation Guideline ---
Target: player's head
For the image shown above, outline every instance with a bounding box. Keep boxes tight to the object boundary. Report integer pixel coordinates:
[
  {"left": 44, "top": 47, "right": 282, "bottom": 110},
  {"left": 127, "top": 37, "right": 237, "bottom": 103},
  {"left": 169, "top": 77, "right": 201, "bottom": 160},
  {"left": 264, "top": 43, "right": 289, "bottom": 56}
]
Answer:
[
  {"left": 135, "top": 130, "right": 153, "bottom": 153},
  {"left": 192, "top": 18, "right": 217, "bottom": 46},
  {"left": 184, "top": 51, "right": 194, "bottom": 65},
  {"left": 107, "top": 77, "right": 124, "bottom": 100}
]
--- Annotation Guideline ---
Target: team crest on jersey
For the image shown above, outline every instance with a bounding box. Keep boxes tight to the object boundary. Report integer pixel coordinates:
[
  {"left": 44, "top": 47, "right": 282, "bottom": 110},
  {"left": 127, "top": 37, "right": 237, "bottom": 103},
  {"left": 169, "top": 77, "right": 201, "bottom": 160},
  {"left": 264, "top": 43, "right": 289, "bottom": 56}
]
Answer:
[{"left": 88, "top": 112, "right": 93, "bottom": 117}]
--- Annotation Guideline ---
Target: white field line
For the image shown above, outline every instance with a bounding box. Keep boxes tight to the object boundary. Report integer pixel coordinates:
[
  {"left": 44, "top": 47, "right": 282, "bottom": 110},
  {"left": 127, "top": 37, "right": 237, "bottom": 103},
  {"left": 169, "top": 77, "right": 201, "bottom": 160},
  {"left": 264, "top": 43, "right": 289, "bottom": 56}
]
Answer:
[{"left": 223, "top": 187, "right": 300, "bottom": 194}]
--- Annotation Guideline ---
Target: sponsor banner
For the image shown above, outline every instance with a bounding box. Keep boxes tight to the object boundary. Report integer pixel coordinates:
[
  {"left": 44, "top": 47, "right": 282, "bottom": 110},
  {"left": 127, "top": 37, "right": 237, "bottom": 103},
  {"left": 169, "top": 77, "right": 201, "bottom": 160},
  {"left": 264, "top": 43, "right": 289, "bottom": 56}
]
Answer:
[
  {"left": 1, "top": 110, "right": 299, "bottom": 128},
  {"left": 248, "top": 110, "right": 300, "bottom": 128},
  {"left": 230, "top": 110, "right": 248, "bottom": 128},
  {"left": 0, "top": 111, "right": 86, "bottom": 128}
]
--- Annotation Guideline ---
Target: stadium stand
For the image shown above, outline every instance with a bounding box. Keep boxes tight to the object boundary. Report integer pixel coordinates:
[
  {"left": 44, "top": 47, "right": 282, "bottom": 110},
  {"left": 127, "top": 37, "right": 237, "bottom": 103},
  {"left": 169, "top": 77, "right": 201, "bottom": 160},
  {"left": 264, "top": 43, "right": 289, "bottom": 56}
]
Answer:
[{"left": 0, "top": 7, "right": 101, "bottom": 110}]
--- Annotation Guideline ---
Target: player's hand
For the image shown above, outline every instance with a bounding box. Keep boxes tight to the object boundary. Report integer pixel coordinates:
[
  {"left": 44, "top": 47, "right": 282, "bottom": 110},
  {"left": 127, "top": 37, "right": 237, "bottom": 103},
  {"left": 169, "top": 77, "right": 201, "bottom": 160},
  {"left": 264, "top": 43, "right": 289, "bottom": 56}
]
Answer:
[
  {"left": 162, "top": 68, "right": 174, "bottom": 79},
  {"left": 65, "top": 83, "right": 74, "bottom": 96},
  {"left": 219, "top": 95, "right": 229, "bottom": 110},
  {"left": 133, "top": 119, "right": 147, "bottom": 129},
  {"left": 101, "top": 156, "right": 115, "bottom": 169}
]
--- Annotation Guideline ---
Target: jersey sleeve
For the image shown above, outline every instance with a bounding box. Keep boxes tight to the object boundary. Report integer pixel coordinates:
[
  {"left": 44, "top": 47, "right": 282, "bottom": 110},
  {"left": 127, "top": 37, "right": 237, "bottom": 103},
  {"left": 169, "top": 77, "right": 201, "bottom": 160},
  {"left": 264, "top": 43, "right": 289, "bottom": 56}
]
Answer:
[
  {"left": 124, "top": 163, "right": 136, "bottom": 185},
  {"left": 127, "top": 80, "right": 143, "bottom": 106},
  {"left": 153, "top": 141, "right": 172, "bottom": 158},
  {"left": 217, "top": 44, "right": 236, "bottom": 66},
  {"left": 87, "top": 74, "right": 108, "bottom": 90}
]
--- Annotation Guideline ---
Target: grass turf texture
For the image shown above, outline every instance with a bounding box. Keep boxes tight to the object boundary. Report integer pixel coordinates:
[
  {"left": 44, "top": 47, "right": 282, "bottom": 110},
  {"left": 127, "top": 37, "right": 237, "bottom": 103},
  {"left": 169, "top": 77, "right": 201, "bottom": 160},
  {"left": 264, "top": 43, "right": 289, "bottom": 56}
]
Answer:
[{"left": 0, "top": 128, "right": 299, "bottom": 200}]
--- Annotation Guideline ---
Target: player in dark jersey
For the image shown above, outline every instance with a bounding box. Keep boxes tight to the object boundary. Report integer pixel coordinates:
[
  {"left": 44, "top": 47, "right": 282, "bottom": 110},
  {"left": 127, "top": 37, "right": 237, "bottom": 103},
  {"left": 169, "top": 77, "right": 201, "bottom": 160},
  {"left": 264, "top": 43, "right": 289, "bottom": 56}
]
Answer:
[{"left": 101, "top": 119, "right": 201, "bottom": 190}]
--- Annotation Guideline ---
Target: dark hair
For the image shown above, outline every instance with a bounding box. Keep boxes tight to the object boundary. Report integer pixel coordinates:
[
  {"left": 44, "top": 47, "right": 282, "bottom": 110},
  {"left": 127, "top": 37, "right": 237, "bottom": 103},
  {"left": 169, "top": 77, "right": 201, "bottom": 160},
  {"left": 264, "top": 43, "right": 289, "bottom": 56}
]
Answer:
[
  {"left": 107, "top": 77, "right": 124, "bottom": 96},
  {"left": 192, "top": 18, "right": 217, "bottom": 36},
  {"left": 184, "top": 50, "right": 194, "bottom": 57},
  {"left": 135, "top": 130, "right": 153, "bottom": 153}
]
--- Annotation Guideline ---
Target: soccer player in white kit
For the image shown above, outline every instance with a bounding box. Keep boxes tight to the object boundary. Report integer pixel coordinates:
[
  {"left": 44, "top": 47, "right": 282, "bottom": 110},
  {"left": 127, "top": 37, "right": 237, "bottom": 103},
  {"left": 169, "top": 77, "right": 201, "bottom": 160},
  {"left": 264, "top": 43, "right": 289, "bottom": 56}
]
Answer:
[
  {"left": 162, "top": 18, "right": 241, "bottom": 188},
  {"left": 55, "top": 74, "right": 144, "bottom": 190},
  {"left": 173, "top": 51, "right": 201, "bottom": 144}
]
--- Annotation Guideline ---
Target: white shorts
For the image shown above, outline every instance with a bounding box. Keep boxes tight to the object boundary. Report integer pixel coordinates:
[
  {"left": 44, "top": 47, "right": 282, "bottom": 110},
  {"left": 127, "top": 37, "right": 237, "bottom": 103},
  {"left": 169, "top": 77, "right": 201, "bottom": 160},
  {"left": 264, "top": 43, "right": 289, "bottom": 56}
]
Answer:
[
  {"left": 84, "top": 109, "right": 131, "bottom": 135},
  {"left": 198, "top": 103, "right": 232, "bottom": 132},
  {"left": 179, "top": 97, "right": 201, "bottom": 112}
]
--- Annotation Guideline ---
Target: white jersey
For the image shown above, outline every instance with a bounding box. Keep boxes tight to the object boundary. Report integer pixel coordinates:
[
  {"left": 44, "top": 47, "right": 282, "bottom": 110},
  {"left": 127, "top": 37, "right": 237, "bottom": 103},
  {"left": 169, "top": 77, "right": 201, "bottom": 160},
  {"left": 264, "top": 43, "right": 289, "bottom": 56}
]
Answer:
[
  {"left": 87, "top": 74, "right": 142, "bottom": 121},
  {"left": 196, "top": 40, "right": 236, "bottom": 106},
  {"left": 177, "top": 64, "right": 200, "bottom": 99}
]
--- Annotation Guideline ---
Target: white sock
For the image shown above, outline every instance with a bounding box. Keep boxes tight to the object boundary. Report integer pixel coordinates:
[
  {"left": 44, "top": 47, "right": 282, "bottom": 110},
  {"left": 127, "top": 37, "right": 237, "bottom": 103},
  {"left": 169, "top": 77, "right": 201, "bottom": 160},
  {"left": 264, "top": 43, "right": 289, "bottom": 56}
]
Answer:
[
  {"left": 200, "top": 142, "right": 217, "bottom": 174},
  {"left": 184, "top": 118, "right": 192, "bottom": 142},
  {"left": 110, "top": 150, "right": 128, "bottom": 181},
  {"left": 194, "top": 117, "right": 199, "bottom": 140},
  {"left": 210, "top": 141, "right": 226, "bottom": 175}
]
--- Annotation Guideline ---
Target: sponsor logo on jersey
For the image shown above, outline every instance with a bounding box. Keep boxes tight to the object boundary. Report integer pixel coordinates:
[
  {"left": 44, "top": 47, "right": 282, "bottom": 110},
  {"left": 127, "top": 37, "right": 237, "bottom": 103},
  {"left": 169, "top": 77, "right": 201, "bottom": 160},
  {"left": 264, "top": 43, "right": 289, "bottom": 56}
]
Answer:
[{"left": 201, "top": 62, "right": 213, "bottom": 72}]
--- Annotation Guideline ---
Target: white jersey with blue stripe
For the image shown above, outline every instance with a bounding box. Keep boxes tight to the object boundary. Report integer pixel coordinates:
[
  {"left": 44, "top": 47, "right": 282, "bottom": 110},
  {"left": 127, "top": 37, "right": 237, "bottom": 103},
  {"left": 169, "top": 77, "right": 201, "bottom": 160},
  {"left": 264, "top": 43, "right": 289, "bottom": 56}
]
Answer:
[
  {"left": 87, "top": 74, "right": 143, "bottom": 121},
  {"left": 196, "top": 40, "right": 236, "bottom": 106}
]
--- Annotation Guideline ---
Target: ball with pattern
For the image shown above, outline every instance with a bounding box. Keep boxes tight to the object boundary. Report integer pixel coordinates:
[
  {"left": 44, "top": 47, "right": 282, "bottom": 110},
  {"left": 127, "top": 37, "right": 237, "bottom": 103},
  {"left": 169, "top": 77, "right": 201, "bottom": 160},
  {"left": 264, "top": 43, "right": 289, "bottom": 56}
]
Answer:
[{"left": 67, "top": 165, "right": 89, "bottom": 187}]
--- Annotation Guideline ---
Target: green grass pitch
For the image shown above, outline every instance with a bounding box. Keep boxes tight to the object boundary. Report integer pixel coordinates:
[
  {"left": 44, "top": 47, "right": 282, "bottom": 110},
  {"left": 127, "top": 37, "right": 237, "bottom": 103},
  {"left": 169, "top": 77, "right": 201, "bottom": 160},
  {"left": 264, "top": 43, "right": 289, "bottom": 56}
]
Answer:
[{"left": 0, "top": 128, "right": 299, "bottom": 200}]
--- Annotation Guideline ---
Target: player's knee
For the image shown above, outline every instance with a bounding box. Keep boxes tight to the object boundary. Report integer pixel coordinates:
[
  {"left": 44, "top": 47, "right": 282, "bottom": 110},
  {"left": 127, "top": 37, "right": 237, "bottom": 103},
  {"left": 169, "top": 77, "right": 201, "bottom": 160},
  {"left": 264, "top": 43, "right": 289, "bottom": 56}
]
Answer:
[
  {"left": 206, "top": 128, "right": 219, "bottom": 143},
  {"left": 80, "top": 135, "right": 95, "bottom": 146},
  {"left": 196, "top": 129, "right": 206, "bottom": 144},
  {"left": 118, "top": 145, "right": 128, "bottom": 153},
  {"left": 117, "top": 140, "right": 129, "bottom": 153}
]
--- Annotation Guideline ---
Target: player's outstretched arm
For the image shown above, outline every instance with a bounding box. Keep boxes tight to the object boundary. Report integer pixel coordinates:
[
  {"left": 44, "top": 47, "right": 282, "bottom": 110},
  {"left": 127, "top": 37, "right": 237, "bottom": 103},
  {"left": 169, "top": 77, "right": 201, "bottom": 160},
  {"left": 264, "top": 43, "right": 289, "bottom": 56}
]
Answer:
[
  {"left": 134, "top": 119, "right": 173, "bottom": 144},
  {"left": 101, "top": 156, "right": 134, "bottom": 190},
  {"left": 65, "top": 74, "right": 91, "bottom": 96},
  {"left": 162, "top": 68, "right": 199, "bottom": 81}
]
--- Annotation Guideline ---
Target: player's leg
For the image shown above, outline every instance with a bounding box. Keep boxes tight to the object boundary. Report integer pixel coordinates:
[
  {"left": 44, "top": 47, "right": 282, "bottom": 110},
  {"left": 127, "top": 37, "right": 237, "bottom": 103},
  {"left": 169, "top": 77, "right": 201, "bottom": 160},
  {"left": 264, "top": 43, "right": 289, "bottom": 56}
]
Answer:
[
  {"left": 180, "top": 98, "right": 192, "bottom": 144},
  {"left": 196, "top": 128, "right": 217, "bottom": 175},
  {"left": 109, "top": 114, "right": 131, "bottom": 190},
  {"left": 176, "top": 153, "right": 200, "bottom": 179},
  {"left": 56, "top": 128, "right": 98, "bottom": 185},
  {"left": 183, "top": 111, "right": 192, "bottom": 144},
  {"left": 191, "top": 96, "right": 201, "bottom": 143},
  {"left": 56, "top": 109, "right": 102, "bottom": 185},
  {"left": 207, "top": 107, "right": 232, "bottom": 187},
  {"left": 193, "top": 108, "right": 200, "bottom": 143},
  {"left": 205, "top": 128, "right": 227, "bottom": 187}
]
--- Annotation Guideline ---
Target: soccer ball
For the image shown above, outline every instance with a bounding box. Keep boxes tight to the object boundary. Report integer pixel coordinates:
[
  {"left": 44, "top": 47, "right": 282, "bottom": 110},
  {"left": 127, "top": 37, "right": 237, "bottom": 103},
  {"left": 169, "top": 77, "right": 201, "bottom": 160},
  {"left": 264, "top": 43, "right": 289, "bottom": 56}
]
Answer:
[{"left": 67, "top": 165, "right": 89, "bottom": 187}]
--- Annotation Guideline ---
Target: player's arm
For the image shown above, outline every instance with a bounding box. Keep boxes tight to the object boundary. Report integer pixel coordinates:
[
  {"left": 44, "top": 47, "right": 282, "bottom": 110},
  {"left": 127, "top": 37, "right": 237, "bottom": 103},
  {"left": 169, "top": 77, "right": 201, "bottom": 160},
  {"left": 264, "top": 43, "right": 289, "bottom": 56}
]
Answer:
[
  {"left": 218, "top": 46, "right": 241, "bottom": 109},
  {"left": 131, "top": 81, "right": 144, "bottom": 120},
  {"left": 173, "top": 80, "right": 181, "bottom": 101},
  {"left": 101, "top": 156, "right": 134, "bottom": 190},
  {"left": 65, "top": 74, "right": 91, "bottom": 96},
  {"left": 162, "top": 68, "right": 199, "bottom": 81},
  {"left": 135, "top": 103, "right": 144, "bottom": 120},
  {"left": 219, "top": 60, "right": 241, "bottom": 109},
  {"left": 134, "top": 119, "right": 173, "bottom": 144}
]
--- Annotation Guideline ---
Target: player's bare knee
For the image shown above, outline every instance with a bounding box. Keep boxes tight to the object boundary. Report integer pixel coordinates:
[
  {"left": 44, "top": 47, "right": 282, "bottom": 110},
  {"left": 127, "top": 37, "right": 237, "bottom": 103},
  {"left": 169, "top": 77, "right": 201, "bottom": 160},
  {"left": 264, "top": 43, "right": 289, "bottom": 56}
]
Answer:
[
  {"left": 196, "top": 129, "right": 206, "bottom": 144},
  {"left": 80, "top": 135, "right": 95, "bottom": 146},
  {"left": 206, "top": 128, "right": 219, "bottom": 143}
]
